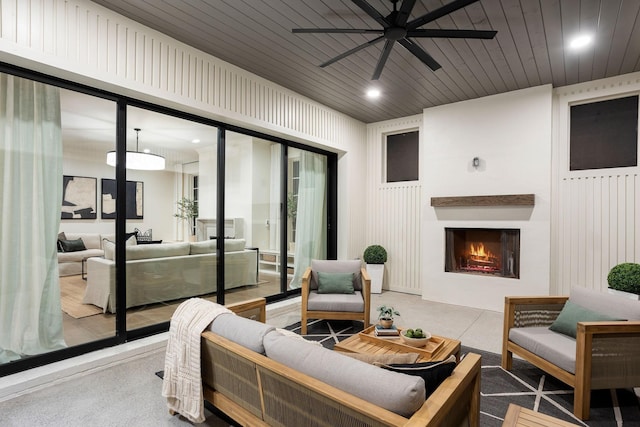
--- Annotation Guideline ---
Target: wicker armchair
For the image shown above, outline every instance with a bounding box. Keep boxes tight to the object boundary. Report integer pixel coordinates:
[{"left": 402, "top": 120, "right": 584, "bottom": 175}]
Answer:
[
  {"left": 301, "top": 259, "right": 371, "bottom": 335},
  {"left": 501, "top": 287, "right": 640, "bottom": 420}
]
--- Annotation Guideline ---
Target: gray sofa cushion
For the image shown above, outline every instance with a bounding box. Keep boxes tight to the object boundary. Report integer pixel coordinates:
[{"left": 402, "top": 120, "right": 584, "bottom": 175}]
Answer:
[
  {"left": 570, "top": 286, "right": 640, "bottom": 320},
  {"left": 310, "top": 260, "right": 362, "bottom": 291},
  {"left": 263, "top": 330, "right": 425, "bottom": 417},
  {"left": 509, "top": 326, "right": 577, "bottom": 373},
  {"left": 209, "top": 313, "right": 275, "bottom": 354},
  {"left": 307, "top": 290, "right": 364, "bottom": 312}
]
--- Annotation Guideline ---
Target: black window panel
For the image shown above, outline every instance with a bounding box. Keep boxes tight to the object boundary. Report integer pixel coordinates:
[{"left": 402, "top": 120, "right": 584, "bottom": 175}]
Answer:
[
  {"left": 387, "top": 131, "right": 419, "bottom": 182},
  {"left": 570, "top": 96, "right": 638, "bottom": 171}
]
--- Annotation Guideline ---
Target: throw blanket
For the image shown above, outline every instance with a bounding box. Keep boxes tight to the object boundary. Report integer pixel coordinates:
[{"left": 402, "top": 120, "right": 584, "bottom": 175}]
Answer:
[{"left": 162, "top": 298, "right": 232, "bottom": 423}]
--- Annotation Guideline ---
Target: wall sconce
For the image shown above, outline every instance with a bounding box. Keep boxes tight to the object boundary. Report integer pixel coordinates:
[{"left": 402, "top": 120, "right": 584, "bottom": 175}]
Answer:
[{"left": 472, "top": 157, "right": 480, "bottom": 168}]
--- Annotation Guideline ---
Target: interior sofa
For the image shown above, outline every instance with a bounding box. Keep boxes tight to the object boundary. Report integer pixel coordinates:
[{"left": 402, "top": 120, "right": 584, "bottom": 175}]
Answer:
[
  {"left": 84, "top": 239, "right": 257, "bottom": 313},
  {"left": 57, "top": 232, "right": 106, "bottom": 276},
  {"left": 196, "top": 298, "right": 482, "bottom": 427}
]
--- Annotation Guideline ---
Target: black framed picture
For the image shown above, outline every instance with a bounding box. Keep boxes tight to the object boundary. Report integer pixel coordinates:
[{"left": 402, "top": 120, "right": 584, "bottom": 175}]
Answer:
[
  {"left": 101, "top": 178, "right": 143, "bottom": 219},
  {"left": 61, "top": 175, "right": 97, "bottom": 219}
]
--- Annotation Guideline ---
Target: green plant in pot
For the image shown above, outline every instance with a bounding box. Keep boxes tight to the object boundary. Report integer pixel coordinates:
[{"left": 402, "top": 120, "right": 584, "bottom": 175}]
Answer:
[
  {"left": 174, "top": 197, "right": 198, "bottom": 240},
  {"left": 377, "top": 305, "right": 400, "bottom": 329},
  {"left": 364, "top": 244, "right": 387, "bottom": 294},
  {"left": 607, "top": 262, "right": 640, "bottom": 297}
]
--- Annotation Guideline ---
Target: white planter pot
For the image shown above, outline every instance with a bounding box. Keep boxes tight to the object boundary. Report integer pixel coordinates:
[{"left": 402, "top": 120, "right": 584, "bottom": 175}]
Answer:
[
  {"left": 366, "top": 264, "right": 385, "bottom": 294},
  {"left": 607, "top": 288, "right": 640, "bottom": 300}
]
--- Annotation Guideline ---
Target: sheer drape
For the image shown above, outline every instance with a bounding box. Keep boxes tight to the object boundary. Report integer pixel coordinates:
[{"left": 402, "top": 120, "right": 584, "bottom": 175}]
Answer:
[
  {"left": 290, "top": 151, "right": 326, "bottom": 288},
  {"left": 0, "top": 73, "right": 66, "bottom": 363},
  {"left": 269, "top": 144, "right": 281, "bottom": 251}
]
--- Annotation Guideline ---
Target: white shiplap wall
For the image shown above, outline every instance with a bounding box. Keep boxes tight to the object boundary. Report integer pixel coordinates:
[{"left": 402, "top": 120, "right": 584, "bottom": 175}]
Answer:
[
  {"left": 553, "top": 73, "right": 640, "bottom": 295},
  {"left": 0, "top": 0, "right": 368, "bottom": 258},
  {"left": 365, "top": 115, "right": 423, "bottom": 295}
]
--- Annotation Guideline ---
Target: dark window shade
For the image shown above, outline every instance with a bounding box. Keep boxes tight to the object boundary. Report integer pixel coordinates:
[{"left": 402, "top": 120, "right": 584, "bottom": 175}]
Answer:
[
  {"left": 570, "top": 96, "right": 638, "bottom": 171},
  {"left": 387, "top": 131, "right": 419, "bottom": 182}
]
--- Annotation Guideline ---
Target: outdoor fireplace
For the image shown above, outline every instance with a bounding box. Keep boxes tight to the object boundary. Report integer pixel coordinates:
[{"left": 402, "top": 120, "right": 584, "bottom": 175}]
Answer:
[{"left": 444, "top": 228, "right": 520, "bottom": 279}]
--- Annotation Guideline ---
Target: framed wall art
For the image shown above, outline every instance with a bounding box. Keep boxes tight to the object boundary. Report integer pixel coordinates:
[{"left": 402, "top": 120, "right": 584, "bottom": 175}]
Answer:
[
  {"left": 101, "top": 178, "right": 143, "bottom": 219},
  {"left": 61, "top": 175, "right": 97, "bottom": 219}
]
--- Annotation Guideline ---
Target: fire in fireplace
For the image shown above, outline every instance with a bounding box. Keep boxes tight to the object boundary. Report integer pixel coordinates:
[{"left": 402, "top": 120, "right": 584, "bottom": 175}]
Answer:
[{"left": 444, "top": 228, "right": 520, "bottom": 278}]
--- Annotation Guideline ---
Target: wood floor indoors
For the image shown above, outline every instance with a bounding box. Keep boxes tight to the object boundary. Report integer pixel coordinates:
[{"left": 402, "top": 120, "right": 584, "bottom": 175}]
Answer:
[{"left": 59, "top": 273, "right": 284, "bottom": 347}]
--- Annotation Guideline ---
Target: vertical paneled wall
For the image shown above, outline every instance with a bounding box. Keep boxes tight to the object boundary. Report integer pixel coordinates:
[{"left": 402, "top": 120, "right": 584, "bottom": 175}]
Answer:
[
  {"left": 0, "top": 0, "right": 365, "bottom": 149},
  {"left": 553, "top": 73, "right": 640, "bottom": 295},
  {"left": 366, "top": 116, "right": 423, "bottom": 295}
]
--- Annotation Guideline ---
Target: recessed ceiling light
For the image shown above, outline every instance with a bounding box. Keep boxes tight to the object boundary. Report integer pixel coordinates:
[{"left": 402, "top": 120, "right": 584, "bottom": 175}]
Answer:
[
  {"left": 143, "top": 148, "right": 151, "bottom": 154},
  {"left": 191, "top": 139, "right": 200, "bottom": 144},
  {"left": 569, "top": 34, "right": 593, "bottom": 49},
  {"left": 366, "top": 88, "right": 381, "bottom": 99}
]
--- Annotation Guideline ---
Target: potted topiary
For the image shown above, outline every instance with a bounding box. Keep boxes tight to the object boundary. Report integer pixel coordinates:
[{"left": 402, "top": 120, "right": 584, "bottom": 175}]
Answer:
[
  {"left": 363, "top": 244, "right": 387, "bottom": 293},
  {"left": 174, "top": 197, "right": 199, "bottom": 241},
  {"left": 607, "top": 262, "right": 640, "bottom": 300},
  {"left": 377, "top": 305, "right": 400, "bottom": 329}
]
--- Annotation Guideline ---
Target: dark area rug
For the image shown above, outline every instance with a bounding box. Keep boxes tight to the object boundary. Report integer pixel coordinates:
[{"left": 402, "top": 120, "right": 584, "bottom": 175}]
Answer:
[{"left": 286, "top": 320, "right": 640, "bottom": 427}]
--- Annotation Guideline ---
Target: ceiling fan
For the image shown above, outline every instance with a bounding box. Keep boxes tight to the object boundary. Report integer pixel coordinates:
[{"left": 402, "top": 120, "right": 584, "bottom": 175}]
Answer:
[{"left": 292, "top": 0, "right": 497, "bottom": 80}]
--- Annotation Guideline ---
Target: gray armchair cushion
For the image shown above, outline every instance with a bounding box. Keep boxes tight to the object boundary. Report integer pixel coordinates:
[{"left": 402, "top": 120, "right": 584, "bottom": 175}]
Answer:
[
  {"left": 307, "top": 290, "right": 364, "bottom": 312},
  {"left": 509, "top": 326, "right": 577, "bottom": 373},
  {"left": 570, "top": 287, "right": 640, "bottom": 320},
  {"left": 310, "top": 259, "right": 362, "bottom": 291}
]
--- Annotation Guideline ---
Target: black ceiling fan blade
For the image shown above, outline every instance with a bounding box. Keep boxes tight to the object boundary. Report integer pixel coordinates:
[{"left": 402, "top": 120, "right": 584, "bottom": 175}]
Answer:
[
  {"left": 320, "top": 35, "right": 385, "bottom": 67},
  {"left": 398, "top": 38, "right": 441, "bottom": 71},
  {"left": 293, "top": 28, "right": 383, "bottom": 34},
  {"left": 406, "top": 29, "right": 497, "bottom": 39},
  {"left": 372, "top": 39, "right": 395, "bottom": 80},
  {"left": 407, "top": 0, "right": 480, "bottom": 30},
  {"left": 351, "top": 0, "right": 390, "bottom": 28},
  {"left": 396, "top": 0, "right": 417, "bottom": 26}
]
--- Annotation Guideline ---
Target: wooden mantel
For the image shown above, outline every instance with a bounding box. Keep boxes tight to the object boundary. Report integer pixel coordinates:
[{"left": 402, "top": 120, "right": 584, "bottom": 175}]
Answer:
[{"left": 430, "top": 194, "right": 535, "bottom": 207}]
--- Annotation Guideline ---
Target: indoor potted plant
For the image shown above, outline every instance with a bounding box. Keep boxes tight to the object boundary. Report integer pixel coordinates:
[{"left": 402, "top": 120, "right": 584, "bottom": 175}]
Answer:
[
  {"left": 377, "top": 305, "right": 400, "bottom": 329},
  {"left": 174, "top": 197, "right": 199, "bottom": 241},
  {"left": 363, "top": 244, "right": 387, "bottom": 293},
  {"left": 607, "top": 262, "right": 640, "bottom": 300},
  {"left": 287, "top": 192, "right": 297, "bottom": 252}
]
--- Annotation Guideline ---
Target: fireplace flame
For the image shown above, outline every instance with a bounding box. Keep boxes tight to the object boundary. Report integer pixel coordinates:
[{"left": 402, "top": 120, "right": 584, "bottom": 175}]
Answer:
[{"left": 469, "top": 243, "right": 493, "bottom": 260}]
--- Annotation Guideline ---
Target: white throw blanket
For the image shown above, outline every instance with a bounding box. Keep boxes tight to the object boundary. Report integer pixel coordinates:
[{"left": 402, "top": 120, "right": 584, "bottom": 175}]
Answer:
[{"left": 162, "top": 298, "right": 232, "bottom": 423}]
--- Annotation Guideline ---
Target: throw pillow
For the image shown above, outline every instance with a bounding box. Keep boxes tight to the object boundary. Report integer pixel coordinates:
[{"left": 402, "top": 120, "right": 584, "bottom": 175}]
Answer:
[
  {"left": 549, "top": 300, "right": 622, "bottom": 338},
  {"left": 57, "top": 232, "right": 67, "bottom": 252},
  {"left": 59, "top": 238, "right": 87, "bottom": 252},
  {"left": 102, "top": 239, "right": 115, "bottom": 260},
  {"left": 134, "top": 228, "right": 152, "bottom": 243},
  {"left": 317, "top": 271, "right": 354, "bottom": 294},
  {"left": 376, "top": 355, "right": 457, "bottom": 398}
]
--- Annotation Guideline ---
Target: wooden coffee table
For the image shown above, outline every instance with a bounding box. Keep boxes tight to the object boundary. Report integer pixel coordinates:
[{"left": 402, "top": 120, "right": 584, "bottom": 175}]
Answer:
[{"left": 334, "top": 325, "right": 461, "bottom": 362}]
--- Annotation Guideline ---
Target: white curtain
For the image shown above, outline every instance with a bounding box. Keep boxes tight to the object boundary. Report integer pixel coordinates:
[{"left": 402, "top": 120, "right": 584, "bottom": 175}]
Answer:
[
  {"left": 290, "top": 151, "right": 327, "bottom": 288},
  {"left": 0, "top": 73, "right": 66, "bottom": 363},
  {"left": 269, "top": 144, "right": 281, "bottom": 251}
]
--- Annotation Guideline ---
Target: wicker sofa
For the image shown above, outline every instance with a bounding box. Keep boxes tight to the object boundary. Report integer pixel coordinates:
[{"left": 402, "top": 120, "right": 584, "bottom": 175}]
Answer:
[
  {"left": 198, "top": 298, "right": 482, "bottom": 427},
  {"left": 84, "top": 239, "right": 257, "bottom": 313}
]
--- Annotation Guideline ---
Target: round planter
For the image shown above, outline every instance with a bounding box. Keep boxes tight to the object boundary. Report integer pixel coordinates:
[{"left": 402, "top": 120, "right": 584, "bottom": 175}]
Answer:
[{"left": 379, "top": 318, "right": 394, "bottom": 329}]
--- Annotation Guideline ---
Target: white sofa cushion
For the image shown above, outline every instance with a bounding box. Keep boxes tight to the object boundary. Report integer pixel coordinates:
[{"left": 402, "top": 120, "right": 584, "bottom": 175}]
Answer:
[
  {"left": 263, "top": 330, "right": 425, "bottom": 417},
  {"left": 310, "top": 260, "right": 362, "bottom": 291},
  {"left": 126, "top": 242, "right": 190, "bottom": 260},
  {"left": 190, "top": 240, "right": 216, "bottom": 254},
  {"left": 64, "top": 233, "right": 101, "bottom": 250}
]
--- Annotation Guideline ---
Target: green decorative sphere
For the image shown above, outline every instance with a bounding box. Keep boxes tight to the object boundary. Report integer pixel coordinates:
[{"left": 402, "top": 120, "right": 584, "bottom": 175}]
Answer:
[
  {"left": 363, "top": 245, "right": 387, "bottom": 264},
  {"left": 607, "top": 262, "right": 640, "bottom": 295}
]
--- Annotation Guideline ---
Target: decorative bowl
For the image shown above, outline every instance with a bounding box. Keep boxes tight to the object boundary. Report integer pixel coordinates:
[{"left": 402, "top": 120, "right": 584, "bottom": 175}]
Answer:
[{"left": 400, "top": 330, "right": 432, "bottom": 347}]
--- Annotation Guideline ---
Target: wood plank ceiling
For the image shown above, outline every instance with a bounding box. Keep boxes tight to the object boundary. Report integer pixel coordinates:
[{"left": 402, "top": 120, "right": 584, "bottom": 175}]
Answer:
[{"left": 91, "top": 0, "right": 640, "bottom": 124}]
